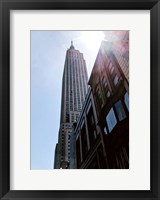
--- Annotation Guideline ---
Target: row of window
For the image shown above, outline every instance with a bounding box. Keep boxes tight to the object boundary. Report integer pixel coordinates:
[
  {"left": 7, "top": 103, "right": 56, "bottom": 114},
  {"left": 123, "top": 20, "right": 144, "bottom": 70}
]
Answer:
[
  {"left": 95, "top": 62, "right": 123, "bottom": 113},
  {"left": 104, "top": 92, "right": 129, "bottom": 134},
  {"left": 76, "top": 105, "right": 98, "bottom": 167},
  {"left": 108, "top": 61, "right": 121, "bottom": 87},
  {"left": 61, "top": 124, "right": 72, "bottom": 128}
]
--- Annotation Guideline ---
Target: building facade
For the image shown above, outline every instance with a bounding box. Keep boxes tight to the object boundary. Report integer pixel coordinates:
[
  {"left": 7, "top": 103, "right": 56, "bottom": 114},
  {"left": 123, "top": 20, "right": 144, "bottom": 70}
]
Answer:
[
  {"left": 70, "top": 88, "right": 108, "bottom": 169},
  {"left": 54, "top": 42, "right": 88, "bottom": 169},
  {"left": 104, "top": 31, "right": 129, "bottom": 81},
  {"left": 70, "top": 36, "right": 129, "bottom": 169},
  {"left": 88, "top": 40, "right": 129, "bottom": 168}
]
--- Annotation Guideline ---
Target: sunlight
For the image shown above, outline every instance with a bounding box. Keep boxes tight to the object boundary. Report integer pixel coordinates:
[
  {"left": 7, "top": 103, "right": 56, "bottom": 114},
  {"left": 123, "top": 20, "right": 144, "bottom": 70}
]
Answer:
[{"left": 79, "top": 31, "right": 105, "bottom": 50}]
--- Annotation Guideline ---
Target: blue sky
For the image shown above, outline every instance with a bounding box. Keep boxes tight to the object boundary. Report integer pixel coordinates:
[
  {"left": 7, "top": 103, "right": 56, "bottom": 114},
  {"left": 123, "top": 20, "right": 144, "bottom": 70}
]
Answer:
[{"left": 31, "top": 31, "right": 105, "bottom": 169}]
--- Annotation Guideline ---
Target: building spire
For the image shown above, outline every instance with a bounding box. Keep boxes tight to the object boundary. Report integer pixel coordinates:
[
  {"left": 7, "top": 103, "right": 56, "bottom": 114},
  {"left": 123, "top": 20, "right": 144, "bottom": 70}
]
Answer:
[{"left": 70, "top": 40, "right": 75, "bottom": 49}]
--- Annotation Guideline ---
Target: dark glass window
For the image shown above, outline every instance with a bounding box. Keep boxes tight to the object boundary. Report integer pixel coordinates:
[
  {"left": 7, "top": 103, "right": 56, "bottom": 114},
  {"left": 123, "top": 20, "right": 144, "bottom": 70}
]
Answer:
[
  {"left": 102, "top": 76, "right": 111, "bottom": 99},
  {"left": 95, "top": 87, "right": 103, "bottom": 110},
  {"left": 86, "top": 106, "right": 97, "bottom": 147},
  {"left": 115, "top": 100, "right": 126, "bottom": 121},
  {"left": 106, "top": 108, "right": 117, "bottom": 132},
  {"left": 102, "top": 77, "right": 107, "bottom": 88},
  {"left": 104, "top": 126, "right": 108, "bottom": 135},
  {"left": 124, "top": 92, "right": 129, "bottom": 110},
  {"left": 107, "top": 91, "right": 110, "bottom": 98},
  {"left": 81, "top": 123, "right": 88, "bottom": 160},
  {"left": 66, "top": 114, "right": 69, "bottom": 122}
]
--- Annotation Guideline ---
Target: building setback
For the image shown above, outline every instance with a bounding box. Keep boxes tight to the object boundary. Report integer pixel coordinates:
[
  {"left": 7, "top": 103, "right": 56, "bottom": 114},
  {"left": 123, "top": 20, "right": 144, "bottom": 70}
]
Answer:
[{"left": 54, "top": 41, "right": 88, "bottom": 169}]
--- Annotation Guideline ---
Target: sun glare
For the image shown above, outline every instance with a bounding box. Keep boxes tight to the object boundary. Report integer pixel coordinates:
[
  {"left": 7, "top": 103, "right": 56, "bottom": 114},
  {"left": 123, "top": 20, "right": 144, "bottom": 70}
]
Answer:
[{"left": 80, "top": 31, "right": 105, "bottom": 49}]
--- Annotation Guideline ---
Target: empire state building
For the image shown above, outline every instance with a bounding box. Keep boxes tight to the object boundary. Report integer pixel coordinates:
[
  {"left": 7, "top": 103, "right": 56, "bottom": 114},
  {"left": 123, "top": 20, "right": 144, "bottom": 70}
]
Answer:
[{"left": 54, "top": 41, "right": 88, "bottom": 169}]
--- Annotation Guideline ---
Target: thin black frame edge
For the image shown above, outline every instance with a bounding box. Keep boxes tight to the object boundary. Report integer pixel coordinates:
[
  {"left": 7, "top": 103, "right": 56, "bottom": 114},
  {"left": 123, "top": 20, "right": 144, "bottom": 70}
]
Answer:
[
  {"left": 0, "top": 0, "right": 158, "bottom": 10},
  {"left": 0, "top": 0, "right": 3, "bottom": 198},
  {"left": 1, "top": 0, "right": 10, "bottom": 200},
  {"left": 150, "top": 1, "right": 160, "bottom": 199},
  {"left": 1, "top": 0, "right": 160, "bottom": 200}
]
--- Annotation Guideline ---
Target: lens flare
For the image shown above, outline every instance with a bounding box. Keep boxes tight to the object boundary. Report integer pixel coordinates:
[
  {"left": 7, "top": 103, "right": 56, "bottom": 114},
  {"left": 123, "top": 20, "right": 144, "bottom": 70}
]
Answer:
[{"left": 79, "top": 31, "right": 105, "bottom": 49}]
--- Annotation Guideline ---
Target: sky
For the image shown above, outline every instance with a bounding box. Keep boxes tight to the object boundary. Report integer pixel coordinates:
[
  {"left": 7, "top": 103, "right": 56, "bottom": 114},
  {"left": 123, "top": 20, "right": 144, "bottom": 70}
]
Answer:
[{"left": 31, "top": 31, "right": 105, "bottom": 169}]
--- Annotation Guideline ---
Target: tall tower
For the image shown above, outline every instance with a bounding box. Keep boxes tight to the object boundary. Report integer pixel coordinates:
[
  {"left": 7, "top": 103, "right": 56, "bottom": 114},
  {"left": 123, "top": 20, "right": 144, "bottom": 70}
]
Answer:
[{"left": 55, "top": 41, "right": 88, "bottom": 169}]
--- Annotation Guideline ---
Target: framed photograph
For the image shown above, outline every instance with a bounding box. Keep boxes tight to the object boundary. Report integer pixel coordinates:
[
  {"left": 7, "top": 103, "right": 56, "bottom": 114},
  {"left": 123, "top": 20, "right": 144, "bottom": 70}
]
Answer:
[{"left": 0, "top": 0, "right": 160, "bottom": 199}]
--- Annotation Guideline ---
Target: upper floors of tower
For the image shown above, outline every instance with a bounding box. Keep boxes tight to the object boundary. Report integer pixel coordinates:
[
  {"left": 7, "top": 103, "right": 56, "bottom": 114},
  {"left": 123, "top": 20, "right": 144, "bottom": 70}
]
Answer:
[{"left": 66, "top": 41, "right": 85, "bottom": 61}]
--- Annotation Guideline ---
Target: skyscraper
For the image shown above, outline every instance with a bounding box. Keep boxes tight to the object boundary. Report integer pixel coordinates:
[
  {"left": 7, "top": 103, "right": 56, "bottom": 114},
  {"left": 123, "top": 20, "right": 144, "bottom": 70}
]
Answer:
[{"left": 54, "top": 41, "right": 88, "bottom": 169}]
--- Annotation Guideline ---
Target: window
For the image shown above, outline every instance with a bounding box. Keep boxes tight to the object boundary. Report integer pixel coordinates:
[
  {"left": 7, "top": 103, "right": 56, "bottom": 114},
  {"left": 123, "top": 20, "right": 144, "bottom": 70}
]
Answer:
[
  {"left": 124, "top": 92, "right": 129, "bottom": 110},
  {"left": 115, "top": 100, "right": 126, "bottom": 121},
  {"left": 106, "top": 108, "right": 117, "bottom": 132},
  {"left": 93, "top": 130, "right": 97, "bottom": 140},
  {"left": 110, "top": 67, "right": 114, "bottom": 74},
  {"left": 87, "top": 106, "right": 97, "bottom": 147},
  {"left": 102, "top": 77, "right": 107, "bottom": 88},
  {"left": 102, "top": 77, "right": 110, "bottom": 99},
  {"left": 91, "top": 115, "right": 94, "bottom": 125},
  {"left": 113, "top": 75, "right": 119, "bottom": 86},
  {"left": 81, "top": 123, "right": 88, "bottom": 160},
  {"left": 96, "top": 87, "right": 103, "bottom": 110},
  {"left": 104, "top": 127, "right": 108, "bottom": 135},
  {"left": 107, "top": 91, "right": 110, "bottom": 98},
  {"left": 66, "top": 114, "right": 69, "bottom": 122},
  {"left": 108, "top": 62, "right": 113, "bottom": 71}
]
